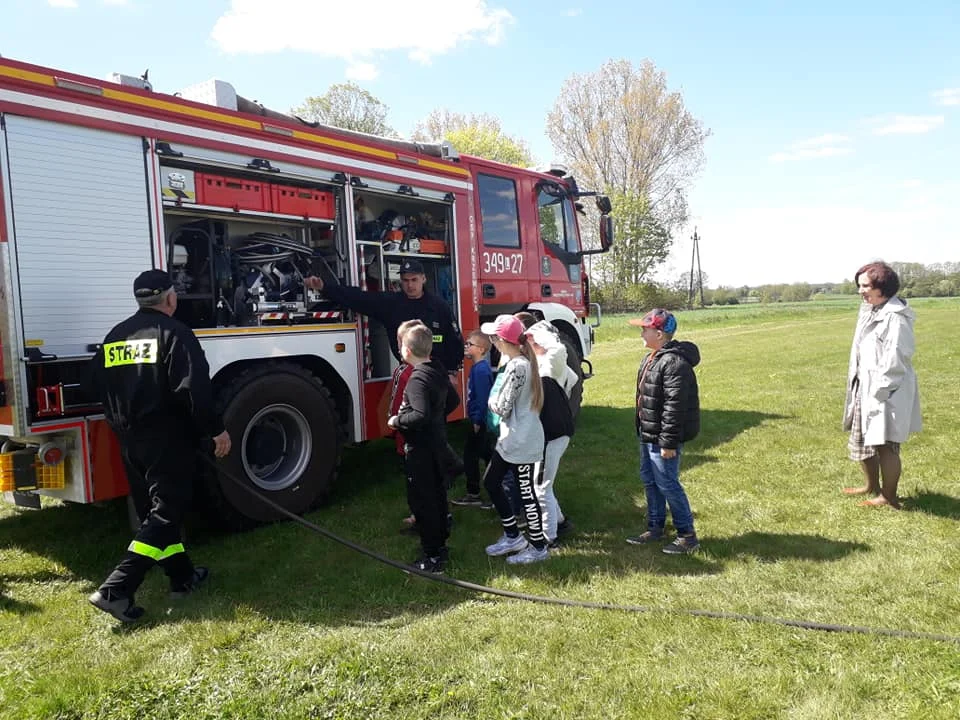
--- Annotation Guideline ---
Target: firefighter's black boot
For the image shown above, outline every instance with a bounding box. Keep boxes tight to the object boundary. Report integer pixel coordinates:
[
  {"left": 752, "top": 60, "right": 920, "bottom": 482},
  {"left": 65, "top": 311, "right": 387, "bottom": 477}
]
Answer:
[
  {"left": 169, "top": 566, "right": 209, "bottom": 599},
  {"left": 88, "top": 589, "right": 145, "bottom": 623}
]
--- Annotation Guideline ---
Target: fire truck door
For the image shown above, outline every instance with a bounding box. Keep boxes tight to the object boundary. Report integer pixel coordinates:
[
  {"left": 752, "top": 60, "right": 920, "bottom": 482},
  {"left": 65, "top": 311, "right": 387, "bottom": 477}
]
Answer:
[
  {"left": 475, "top": 172, "right": 530, "bottom": 311},
  {"left": 2, "top": 116, "right": 154, "bottom": 357},
  {"left": 536, "top": 187, "right": 583, "bottom": 311}
]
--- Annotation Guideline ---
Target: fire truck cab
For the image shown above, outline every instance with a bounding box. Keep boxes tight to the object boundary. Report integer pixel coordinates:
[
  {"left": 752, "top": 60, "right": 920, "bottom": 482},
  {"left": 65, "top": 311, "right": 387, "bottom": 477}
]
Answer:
[{"left": 0, "top": 57, "right": 612, "bottom": 527}]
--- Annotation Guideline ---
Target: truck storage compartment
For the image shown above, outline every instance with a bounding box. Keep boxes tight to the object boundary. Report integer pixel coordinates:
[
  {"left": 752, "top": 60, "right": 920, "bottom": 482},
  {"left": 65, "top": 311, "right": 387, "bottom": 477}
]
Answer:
[
  {"left": 349, "top": 190, "right": 457, "bottom": 380},
  {"left": 2, "top": 115, "right": 154, "bottom": 358},
  {"left": 25, "top": 356, "right": 102, "bottom": 421},
  {"left": 163, "top": 185, "right": 347, "bottom": 330}
]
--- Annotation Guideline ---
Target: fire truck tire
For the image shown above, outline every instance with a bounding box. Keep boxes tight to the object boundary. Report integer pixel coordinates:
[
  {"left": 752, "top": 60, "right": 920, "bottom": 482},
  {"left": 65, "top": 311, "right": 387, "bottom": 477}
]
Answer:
[
  {"left": 559, "top": 335, "right": 584, "bottom": 423},
  {"left": 205, "top": 362, "right": 341, "bottom": 529}
]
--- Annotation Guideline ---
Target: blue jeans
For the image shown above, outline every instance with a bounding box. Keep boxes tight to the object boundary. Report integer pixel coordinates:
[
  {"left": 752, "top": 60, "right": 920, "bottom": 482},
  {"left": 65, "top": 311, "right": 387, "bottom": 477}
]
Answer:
[{"left": 639, "top": 439, "right": 695, "bottom": 536}]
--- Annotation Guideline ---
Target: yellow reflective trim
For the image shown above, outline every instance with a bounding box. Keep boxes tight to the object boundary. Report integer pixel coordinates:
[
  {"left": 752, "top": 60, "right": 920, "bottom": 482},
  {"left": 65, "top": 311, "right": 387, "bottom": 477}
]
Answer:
[
  {"left": 418, "top": 157, "right": 471, "bottom": 177},
  {"left": 0, "top": 65, "right": 56, "bottom": 87},
  {"left": 158, "top": 543, "right": 185, "bottom": 560},
  {"left": 432, "top": 334, "right": 443, "bottom": 343},
  {"left": 290, "top": 128, "right": 396, "bottom": 159},
  {"left": 103, "top": 340, "right": 158, "bottom": 367},
  {"left": 101, "top": 87, "right": 263, "bottom": 129},
  {"left": 128, "top": 540, "right": 163, "bottom": 561},
  {"left": 0, "top": 63, "right": 471, "bottom": 178}
]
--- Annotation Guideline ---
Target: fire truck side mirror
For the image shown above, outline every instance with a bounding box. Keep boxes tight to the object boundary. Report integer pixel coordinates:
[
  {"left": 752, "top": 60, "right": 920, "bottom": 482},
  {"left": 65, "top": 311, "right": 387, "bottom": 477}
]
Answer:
[{"left": 599, "top": 214, "right": 614, "bottom": 252}]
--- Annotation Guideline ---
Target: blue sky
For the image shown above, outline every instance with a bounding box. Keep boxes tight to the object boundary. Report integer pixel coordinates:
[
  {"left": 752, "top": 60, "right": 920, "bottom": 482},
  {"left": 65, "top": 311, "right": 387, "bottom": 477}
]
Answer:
[{"left": 2, "top": 0, "right": 959, "bottom": 286}]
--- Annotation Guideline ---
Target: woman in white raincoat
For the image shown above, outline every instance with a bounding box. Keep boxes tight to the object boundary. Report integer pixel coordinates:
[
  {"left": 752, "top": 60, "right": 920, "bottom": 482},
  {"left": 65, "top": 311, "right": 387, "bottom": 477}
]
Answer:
[{"left": 842, "top": 261, "right": 922, "bottom": 509}]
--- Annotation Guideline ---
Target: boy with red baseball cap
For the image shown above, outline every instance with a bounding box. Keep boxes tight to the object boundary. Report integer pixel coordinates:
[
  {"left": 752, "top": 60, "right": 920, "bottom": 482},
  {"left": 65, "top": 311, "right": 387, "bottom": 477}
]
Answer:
[{"left": 626, "top": 309, "right": 701, "bottom": 554}]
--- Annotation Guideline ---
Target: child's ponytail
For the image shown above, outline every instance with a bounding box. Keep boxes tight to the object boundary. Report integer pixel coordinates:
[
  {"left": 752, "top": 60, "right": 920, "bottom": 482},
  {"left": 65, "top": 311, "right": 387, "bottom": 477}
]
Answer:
[{"left": 517, "top": 334, "right": 543, "bottom": 412}]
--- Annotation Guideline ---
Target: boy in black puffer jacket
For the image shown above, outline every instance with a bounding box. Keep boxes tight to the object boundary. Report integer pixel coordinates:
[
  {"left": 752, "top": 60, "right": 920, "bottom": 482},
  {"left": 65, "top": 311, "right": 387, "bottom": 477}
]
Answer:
[{"left": 626, "top": 309, "right": 701, "bottom": 554}]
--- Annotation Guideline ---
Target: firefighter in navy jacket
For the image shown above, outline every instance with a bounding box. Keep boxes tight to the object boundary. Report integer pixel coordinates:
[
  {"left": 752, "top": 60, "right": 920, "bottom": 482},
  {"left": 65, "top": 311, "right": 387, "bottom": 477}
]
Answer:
[
  {"left": 305, "top": 258, "right": 465, "bottom": 493},
  {"left": 305, "top": 258, "right": 462, "bottom": 374},
  {"left": 87, "top": 270, "right": 231, "bottom": 622}
]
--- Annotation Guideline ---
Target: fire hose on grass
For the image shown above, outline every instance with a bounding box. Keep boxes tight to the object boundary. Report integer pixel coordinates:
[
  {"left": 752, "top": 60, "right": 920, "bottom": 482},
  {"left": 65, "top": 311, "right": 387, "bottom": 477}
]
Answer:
[{"left": 198, "top": 453, "right": 960, "bottom": 646}]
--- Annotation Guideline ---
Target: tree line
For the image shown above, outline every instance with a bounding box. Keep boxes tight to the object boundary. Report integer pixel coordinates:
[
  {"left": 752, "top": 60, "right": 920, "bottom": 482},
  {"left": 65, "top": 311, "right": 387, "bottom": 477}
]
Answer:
[
  {"left": 589, "top": 261, "right": 960, "bottom": 314},
  {"left": 294, "top": 70, "right": 954, "bottom": 312},
  {"left": 291, "top": 60, "right": 708, "bottom": 294}
]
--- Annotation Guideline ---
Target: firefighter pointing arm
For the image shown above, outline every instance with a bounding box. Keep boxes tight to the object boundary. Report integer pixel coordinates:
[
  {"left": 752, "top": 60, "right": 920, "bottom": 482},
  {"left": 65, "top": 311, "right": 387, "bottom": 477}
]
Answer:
[
  {"left": 88, "top": 270, "right": 230, "bottom": 623},
  {"left": 304, "top": 258, "right": 462, "bottom": 375},
  {"left": 305, "top": 260, "right": 465, "bottom": 492}
]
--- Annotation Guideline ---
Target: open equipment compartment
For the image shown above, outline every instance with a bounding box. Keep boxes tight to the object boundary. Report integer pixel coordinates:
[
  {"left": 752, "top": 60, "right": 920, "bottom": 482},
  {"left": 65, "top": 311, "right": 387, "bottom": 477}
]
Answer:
[
  {"left": 160, "top": 163, "right": 347, "bottom": 330},
  {"left": 350, "top": 188, "right": 457, "bottom": 379}
]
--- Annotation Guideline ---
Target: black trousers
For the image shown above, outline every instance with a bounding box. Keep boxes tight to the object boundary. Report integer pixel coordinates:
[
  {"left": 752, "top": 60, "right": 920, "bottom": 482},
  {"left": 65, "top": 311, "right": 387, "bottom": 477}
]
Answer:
[
  {"left": 100, "top": 429, "right": 197, "bottom": 598},
  {"left": 404, "top": 445, "right": 449, "bottom": 558},
  {"left": 483, "top": 450, "right": 546, "bottom": 550},
  {"left": 462, "top": 425, "right": 493, "bottom": 495}
]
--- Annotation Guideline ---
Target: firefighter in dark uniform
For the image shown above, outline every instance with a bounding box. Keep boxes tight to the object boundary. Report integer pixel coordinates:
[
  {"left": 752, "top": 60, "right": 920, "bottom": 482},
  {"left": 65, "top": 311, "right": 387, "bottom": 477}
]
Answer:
[
  {"left": 305, "top": 258, "right": 462, "bottom": 374},
  {"left": 88, "top": 270, "right": 231, "bottom": 623},
  {"left": 304, "top": 259, "right": 464, "bottom": 488}
]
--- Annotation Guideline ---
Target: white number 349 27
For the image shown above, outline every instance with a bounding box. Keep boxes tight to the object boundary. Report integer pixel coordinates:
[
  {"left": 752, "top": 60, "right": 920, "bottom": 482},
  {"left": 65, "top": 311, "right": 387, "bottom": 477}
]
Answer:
[{"left": 482, "top": 252, "right": 523, "bottom": 275}]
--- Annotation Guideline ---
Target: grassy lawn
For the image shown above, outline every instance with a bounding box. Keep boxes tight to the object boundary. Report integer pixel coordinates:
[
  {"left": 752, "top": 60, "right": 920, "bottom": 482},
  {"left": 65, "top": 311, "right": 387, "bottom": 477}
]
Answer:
[{"left": 2, "top": 297, "right": 959, "bottom": 719}]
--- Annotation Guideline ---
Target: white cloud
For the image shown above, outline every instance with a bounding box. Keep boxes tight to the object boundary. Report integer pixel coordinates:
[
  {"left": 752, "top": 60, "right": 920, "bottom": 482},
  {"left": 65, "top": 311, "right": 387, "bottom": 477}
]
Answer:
[
  {"left": 101, "top": 0, "right": 129, "bottom": 5},
  {"left": 210, "top": 0, "right": 514, "bottom": 79},
  {"left": 932, "top": 88, "right": 960, "bottom": 106},
  {"left": 563, "top": 8, "right": 583, "bottom": 17},
  {"left": 769, "top": 133, "right": 852, "bottom": 162},
  {"left": 870, "top": 114, "right": 944, "bottom": 136},
  {"left": 346, "top": 62, "right": 379, "bottom": 82},
  {"left": 48, "top": 0, "right": 78, "bottom": 7}
]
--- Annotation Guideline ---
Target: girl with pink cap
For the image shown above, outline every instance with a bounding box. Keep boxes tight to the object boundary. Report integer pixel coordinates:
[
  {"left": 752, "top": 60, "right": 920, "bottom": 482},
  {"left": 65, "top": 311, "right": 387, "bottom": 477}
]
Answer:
[{"left": 479, "top": 314, "right": 550, "bottom": 564}]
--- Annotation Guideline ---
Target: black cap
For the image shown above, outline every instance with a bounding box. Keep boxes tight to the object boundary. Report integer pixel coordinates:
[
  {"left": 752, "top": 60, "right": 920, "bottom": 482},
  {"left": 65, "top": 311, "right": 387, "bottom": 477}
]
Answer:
[
  {"left": 398, "top": 258, "right": 425, "bottom": 275},
  {"left": 133, "top": 269, "right": 173, "bottom": 298}
]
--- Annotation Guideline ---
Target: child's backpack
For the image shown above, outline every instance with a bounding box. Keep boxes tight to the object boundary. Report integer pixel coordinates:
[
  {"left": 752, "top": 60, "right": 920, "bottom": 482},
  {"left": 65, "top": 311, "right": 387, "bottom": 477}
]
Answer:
[
  {"left": 541, "top": 376, "right": 575, "bottom": 441},
  {"left": 486, "top": 368, "right": 507, "bottom": 432}
]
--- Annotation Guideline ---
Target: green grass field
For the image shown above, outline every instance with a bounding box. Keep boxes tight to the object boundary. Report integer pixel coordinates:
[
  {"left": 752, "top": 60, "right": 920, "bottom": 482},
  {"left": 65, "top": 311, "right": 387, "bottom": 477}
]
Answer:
[{"left": 2, "top": 297, "right": 959, "bottom": 719}]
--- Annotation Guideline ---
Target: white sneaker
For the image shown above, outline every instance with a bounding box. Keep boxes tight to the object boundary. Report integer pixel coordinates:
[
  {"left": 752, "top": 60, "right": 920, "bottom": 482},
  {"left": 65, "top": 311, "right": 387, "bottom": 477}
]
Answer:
[
  {"left": 506, "top": 545, "right": 550, "bottom": 565},
  {"left": 485, "top": 534, "right": 528, "bottom": 556}
]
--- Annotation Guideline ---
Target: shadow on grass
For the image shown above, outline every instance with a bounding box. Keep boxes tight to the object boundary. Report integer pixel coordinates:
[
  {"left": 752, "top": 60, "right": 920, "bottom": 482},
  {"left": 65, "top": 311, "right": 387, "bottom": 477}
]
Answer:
[
  {"left": 904, "top": 492, "right": 960, "bottom": 520},
  {"left": 0, "top": 438, "right": 475, "bottom": 630},
  {"left": 703, "top": 532, "right": 869, "bottom": 563},
  {"left": 572, "top": 405, "right": 789, "bottom": 473},
  {"left": 512, "top": 529, "right": 869, "bottom": 583},
  {"left": 0, "top": 581, "right": 40, "bottom": 615},
  {"left": 0, "top": 405, "right": 800, "bottom": 630},
  {"left": 0, "top": 495, "right": 871, "bottom": 631}
]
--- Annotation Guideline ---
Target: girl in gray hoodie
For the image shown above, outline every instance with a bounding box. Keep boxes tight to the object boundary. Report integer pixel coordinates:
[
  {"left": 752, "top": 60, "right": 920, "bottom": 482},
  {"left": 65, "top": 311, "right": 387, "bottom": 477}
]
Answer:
[{"left": 480, "top": 314, "right": 549, "bottom": 565}]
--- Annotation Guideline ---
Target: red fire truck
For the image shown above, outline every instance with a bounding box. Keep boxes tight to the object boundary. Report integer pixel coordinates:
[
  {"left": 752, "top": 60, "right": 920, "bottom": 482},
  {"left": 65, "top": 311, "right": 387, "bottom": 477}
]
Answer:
[{"left": 0, "top": 57, "right": 612, "bottom": 527}]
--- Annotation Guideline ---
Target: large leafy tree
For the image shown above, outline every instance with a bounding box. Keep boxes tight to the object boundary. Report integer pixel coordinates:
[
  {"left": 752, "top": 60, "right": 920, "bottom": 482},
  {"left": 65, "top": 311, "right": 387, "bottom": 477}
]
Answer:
[
  {"left": 412, "top": 109, "right": 533, "bottom": 166},
  {"left": 547, "top": 59, "right": 708, "bottom": 283},
  {"left": 594, "top": 191, "right": 672, "bottom": 285},
  {"left": 292, "top": 83, "right": 395, "bottom": 136}
]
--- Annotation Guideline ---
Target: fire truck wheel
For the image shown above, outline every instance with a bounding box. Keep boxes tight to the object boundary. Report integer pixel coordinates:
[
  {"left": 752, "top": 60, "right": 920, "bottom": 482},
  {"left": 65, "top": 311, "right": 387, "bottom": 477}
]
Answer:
[
  {"left": 560, "top": 335, "right": 584, "bottom": 423},
  {"left": 206, "top": 362, "right": 341, "bottom": 529}
]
